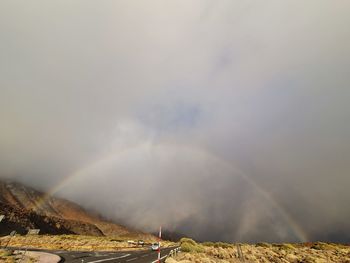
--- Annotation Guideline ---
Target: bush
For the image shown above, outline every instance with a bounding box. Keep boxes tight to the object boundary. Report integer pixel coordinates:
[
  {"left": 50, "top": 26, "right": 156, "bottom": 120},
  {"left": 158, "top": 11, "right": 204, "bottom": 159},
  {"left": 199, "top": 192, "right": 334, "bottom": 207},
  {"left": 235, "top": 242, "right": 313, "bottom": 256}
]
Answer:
[
  {"left": 213, "top": 242, "right": 234, "bottom": 248},
  {"left": 281, "top": 243, "right": 295, "bottom": 250},
  {"left": 180, "top": 238, "right": 205, "bottom": 253},
  {"left": 202, "top": 241, "right": 234, "bottom": 248},
  {"left": 180, "top": 238, "right": 197, "bottom": 246},
  {"left": 0, "top": 249, "right": 13, "bottom": 257},
  {"left": 181, "top": 242, "right": 205, "bottom": 253},
  {"left": 202, "top": 242, "right": 215, "bottom": 247},
  {"left": 311, "top": 242, "right": 336, "bottom": 250},
  {"left": 272, "top": 243, "right": 295, "bottom": 250},
  {"left": 256, "top": 242, "right": 271, "bottom": 248}
]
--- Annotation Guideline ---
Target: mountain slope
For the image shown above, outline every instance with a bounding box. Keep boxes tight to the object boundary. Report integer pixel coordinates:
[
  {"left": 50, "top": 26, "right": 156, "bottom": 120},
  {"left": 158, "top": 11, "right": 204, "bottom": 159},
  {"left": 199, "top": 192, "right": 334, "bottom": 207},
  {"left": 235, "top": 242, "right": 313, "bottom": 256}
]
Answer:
[
  {"left": 0, "top": 201, "right": 102, "bottom": 236},
  {"left": 0, "top": 180, "right": 148, "bottom": 238}
]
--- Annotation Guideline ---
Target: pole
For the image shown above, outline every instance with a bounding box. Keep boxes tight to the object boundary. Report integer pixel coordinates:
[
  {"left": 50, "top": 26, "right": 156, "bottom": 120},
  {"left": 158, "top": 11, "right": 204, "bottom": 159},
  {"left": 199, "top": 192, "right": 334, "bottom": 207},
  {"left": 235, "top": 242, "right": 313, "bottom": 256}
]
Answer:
[
  {"left": 20, "top": 229, "right": 40, "bottom": 263},
  {"left": 157, "top": 226, "right": 162, "bottom": 263},
  {"left": 5, "top": 231, "right": 16, "bottom": 249}
]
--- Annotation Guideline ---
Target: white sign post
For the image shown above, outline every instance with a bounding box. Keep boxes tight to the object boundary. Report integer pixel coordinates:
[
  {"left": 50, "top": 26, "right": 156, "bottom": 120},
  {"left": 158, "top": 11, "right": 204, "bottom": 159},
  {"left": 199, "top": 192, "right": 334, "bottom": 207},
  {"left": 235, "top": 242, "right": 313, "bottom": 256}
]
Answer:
[
  {"left": 5, "top": 231, "right": 16, "bottom": 248},
  {"left": 157, "top": 226, "right": 162, "bottom": 263}
]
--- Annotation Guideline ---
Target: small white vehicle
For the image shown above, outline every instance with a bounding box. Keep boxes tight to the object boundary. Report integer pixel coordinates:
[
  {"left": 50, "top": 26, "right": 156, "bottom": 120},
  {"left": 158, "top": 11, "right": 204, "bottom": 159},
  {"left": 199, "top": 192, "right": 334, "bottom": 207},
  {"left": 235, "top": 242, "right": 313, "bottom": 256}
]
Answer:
[{"left": 151, "top": 243, "right": 160, "bottom": 251}]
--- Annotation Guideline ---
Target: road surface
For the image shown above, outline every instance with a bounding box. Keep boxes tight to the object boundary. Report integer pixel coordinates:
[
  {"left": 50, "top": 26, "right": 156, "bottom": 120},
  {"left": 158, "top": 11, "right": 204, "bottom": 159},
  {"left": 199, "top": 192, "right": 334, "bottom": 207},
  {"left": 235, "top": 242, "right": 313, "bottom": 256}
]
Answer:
[{"left": 7, "top": 246, "right": 178, "bottom": 263}]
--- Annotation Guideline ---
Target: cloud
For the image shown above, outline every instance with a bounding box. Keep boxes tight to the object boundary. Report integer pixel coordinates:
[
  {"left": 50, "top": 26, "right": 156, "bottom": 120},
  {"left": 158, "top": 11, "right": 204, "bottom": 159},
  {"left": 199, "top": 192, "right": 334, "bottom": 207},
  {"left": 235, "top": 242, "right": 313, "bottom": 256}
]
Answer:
[{"left": 1, "top": 0, "right": 350, "bottom": 242}]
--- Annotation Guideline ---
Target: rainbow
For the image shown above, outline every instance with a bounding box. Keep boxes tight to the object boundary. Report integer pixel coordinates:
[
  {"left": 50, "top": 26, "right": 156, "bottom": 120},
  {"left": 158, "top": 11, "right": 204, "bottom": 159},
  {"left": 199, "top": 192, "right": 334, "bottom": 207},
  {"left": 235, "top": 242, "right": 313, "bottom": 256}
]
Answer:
[{"left": 36, "top": 142, "right": 308, "bottom": 242}]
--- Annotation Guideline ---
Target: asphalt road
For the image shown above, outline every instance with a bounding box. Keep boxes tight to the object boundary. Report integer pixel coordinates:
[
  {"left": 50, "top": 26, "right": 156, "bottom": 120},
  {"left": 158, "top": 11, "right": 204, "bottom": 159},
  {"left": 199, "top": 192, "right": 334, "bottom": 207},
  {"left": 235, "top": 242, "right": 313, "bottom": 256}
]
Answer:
[{"left": 9, "top": 246, "right": 179, "bottom": 263}]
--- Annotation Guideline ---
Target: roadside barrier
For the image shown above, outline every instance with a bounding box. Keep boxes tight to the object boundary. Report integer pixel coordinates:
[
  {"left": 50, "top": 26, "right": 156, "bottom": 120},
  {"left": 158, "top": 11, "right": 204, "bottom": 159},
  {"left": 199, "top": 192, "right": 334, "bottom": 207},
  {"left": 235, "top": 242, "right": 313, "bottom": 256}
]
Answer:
[
  {"left": 168, "top": 247, "right": 181, "bottom": 258},
  {"left": 151, "top": 247, "right": 180, "bottom": 263}
]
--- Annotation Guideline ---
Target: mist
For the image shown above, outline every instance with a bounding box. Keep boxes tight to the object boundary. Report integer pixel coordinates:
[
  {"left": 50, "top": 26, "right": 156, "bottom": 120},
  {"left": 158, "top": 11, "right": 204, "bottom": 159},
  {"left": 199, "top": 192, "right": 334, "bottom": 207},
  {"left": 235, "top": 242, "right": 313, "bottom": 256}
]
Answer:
[{"left": 1, "top": 1, "right": 350, "bottom": 243}]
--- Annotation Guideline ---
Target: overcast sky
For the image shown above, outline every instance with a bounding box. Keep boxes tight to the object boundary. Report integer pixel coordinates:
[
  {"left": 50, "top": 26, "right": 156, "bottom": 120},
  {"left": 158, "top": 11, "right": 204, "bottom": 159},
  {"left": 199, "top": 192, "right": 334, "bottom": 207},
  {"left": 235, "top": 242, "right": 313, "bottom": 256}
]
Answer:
[{"left": 1, "top": 1, "right": 350, "bottom": 242}]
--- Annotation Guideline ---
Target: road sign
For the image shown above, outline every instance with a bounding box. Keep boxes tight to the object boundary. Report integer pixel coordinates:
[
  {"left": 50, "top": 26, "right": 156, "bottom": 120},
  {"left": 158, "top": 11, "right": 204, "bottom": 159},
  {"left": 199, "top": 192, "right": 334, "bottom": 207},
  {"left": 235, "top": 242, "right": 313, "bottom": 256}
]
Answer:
[
  {"left": 27, "top": 229, "right": 40, "bottom": 235},
  {"left": 0, "top": 215, "right": 4, "bottom": 222}
]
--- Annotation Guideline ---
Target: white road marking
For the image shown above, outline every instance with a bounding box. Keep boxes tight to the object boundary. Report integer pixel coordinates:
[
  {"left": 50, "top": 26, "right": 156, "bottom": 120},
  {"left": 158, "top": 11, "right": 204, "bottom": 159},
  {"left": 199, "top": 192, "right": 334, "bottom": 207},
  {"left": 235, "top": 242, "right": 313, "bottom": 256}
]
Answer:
[
  {"left": 87, "top": 254, "right": 130, "bottom": 263},
  {"left": 151, "top": 255, "right": 168, "bottom": 263},
  {"left": 141, "top": 254, "right": 149, "bottom": 257},
  {"left": 126, "top": 257, "right": 138, "bottom": 261}
]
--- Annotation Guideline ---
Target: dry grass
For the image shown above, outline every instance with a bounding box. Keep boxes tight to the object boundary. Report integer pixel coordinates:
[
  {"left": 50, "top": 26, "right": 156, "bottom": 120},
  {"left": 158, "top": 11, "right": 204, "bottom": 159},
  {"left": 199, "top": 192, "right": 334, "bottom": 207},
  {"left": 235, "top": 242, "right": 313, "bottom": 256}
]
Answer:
[
  {"left": 0, "top": 249, "right": 15, "bottom": 263},
  {"left": 0, "top": 234, "right": 174, "bottom": 252},
  {"left": 167, "top": 242, "right": 350, "bottom": 263},
  {"left": 0, "top": 249, "right": 36, "bottom": 263}
]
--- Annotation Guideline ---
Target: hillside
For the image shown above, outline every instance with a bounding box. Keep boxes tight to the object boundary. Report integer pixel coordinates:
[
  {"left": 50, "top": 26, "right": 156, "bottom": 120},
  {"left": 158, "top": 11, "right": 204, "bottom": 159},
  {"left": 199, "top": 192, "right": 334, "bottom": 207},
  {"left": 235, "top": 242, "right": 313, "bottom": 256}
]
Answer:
[
  {"left": 0, "top": 201, "right": 102, "bottom": 236},
  {"left": 0, "top": 180, "right": 149, "bottom": 238}
]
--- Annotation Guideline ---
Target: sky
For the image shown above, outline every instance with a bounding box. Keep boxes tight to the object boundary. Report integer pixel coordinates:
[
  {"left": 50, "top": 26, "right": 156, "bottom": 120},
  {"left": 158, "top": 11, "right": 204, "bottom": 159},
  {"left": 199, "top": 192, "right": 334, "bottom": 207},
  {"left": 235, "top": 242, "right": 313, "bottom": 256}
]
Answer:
[{"left": 1, "top": 1, "right": 350, "bottom": 242}]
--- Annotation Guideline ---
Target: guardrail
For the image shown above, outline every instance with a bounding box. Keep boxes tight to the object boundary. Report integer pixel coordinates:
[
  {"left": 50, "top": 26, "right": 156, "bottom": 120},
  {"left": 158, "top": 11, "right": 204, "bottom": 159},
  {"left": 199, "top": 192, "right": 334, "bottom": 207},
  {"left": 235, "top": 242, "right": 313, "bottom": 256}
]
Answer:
[
  {"left": 151, "top": 247, "right": 181, "bottom": 263},
  {"left": 167, "top": 247, "right": 181, "bottom": 258}
]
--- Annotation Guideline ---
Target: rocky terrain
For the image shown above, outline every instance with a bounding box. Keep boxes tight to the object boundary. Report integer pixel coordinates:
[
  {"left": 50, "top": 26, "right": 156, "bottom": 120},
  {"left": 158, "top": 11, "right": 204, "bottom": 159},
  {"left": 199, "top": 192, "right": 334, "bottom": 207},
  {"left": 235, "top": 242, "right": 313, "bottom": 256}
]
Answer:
[
  {"left": 0, "top": 180, "right": 150, "bottom": 238},
  {"left": 167, "top": 238, "right": 350, "bottom": 263},
  {"left": 0, "top": 201, "right": 102, "bottom": 236}
]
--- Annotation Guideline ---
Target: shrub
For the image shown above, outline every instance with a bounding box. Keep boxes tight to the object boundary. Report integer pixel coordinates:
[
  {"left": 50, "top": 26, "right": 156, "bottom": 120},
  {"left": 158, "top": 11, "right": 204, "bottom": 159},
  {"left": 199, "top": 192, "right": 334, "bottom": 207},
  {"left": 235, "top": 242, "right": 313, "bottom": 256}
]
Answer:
[
  {"left": 213, "top": 242, "right": 234, "bottom": 248},
  {"left": 256, "top": 242, "right": 271, "bottom": 248},
  {"left": 180, "top": 238, "right": 197, "bottom": 246},
  {"left": 181, "top": 242, "right": 204, "bottom": 253},
  {"left": 281, "top": 243, "right": 295, "bottom": 250},
  {"left": 272, "top": 243, "right": 295, "bottom": 250},
  {"left": 311, "top": 242, "right": 336, "bottom": 250},
  {"left": 202, "top": 242, "right": 215, "bottom": 247},
  {"left": 202, "top": 241, "right": 234, "bottom": 248},
  {"left": 180, "top": 238, "right": 205, "bottom": 253},
  {"left": 0, "top": 249, "right": 13, "bottom": 257}
]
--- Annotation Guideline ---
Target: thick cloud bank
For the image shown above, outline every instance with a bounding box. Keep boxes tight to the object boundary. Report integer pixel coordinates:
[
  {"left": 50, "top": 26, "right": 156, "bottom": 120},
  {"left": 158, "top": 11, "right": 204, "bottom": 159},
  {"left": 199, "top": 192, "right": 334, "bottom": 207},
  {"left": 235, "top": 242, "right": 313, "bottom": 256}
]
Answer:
[{"left": 1, "top": 1, "right": 350, "bottom": 242}]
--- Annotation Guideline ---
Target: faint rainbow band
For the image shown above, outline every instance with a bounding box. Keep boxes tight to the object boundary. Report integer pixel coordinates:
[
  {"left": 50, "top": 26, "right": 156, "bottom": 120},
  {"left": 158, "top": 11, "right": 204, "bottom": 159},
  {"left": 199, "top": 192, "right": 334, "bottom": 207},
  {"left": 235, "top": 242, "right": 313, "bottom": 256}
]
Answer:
[{"left": 35, "top": 142, "right": 308, "bottom": 242}]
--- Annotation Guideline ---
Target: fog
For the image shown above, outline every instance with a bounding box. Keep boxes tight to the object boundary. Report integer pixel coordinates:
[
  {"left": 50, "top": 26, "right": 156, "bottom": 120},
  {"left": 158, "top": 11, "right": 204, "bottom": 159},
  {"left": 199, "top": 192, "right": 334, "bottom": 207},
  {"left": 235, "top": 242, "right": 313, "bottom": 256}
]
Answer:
[{"left": 1, "top": 1, "right": 350, "bottom": 242}]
